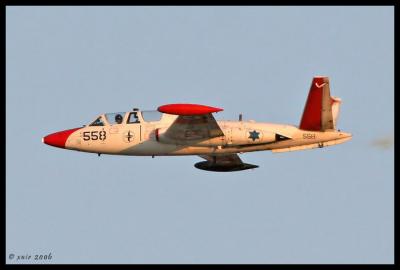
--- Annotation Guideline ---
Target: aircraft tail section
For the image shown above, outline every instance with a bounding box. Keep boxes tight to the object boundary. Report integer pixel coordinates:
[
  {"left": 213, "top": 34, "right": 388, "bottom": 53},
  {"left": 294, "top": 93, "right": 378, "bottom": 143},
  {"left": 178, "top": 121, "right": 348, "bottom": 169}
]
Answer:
[
  {"left": 331, "top": 96, "right": 341, "bottom": 130},
  {"left": 299, "top": 76, "right": 340, "bottom": 131}
]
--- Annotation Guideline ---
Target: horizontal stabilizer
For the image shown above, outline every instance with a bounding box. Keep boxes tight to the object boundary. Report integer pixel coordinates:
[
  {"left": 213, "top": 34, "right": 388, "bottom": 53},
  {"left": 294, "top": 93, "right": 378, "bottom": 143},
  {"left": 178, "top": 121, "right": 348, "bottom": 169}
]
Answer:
[{"left": 272, "top": 136, "right": 352, "bottom": 153}]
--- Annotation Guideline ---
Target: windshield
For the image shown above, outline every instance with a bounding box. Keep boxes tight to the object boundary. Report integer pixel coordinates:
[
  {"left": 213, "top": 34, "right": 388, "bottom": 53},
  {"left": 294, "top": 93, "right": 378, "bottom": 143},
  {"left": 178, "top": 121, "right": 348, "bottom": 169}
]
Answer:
[{"left": 89, "top": 116, "right": 105, "bottom": 126}]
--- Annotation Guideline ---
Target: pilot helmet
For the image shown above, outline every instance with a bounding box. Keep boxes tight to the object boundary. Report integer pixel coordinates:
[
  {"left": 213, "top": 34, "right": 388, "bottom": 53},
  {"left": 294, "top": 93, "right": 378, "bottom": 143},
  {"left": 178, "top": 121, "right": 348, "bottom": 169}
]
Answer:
[{"left": 115, "top": 114, "right": 123, "bottom": 123}]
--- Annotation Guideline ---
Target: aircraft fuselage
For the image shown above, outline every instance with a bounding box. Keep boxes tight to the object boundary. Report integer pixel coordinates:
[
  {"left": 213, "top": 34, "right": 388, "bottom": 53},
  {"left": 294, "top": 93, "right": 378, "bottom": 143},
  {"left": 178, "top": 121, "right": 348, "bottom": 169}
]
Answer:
[{"left": 45, "top": 117, "right": 351, "bottom": 156}]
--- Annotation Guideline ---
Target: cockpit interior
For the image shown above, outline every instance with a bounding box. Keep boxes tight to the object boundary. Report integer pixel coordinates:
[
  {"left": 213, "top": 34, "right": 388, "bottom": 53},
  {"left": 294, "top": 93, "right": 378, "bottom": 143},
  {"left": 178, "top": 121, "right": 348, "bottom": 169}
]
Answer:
[{"left": 88, "top": 110, "right": 163, "bottom": 126}]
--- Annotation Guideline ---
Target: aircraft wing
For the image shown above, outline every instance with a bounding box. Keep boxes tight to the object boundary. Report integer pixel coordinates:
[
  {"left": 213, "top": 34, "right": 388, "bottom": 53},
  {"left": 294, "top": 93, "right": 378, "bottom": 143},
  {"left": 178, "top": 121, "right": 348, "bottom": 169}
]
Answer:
[
  {"left": 196, "top": 154, "right": 259, "bottom": 172},
  {"left": 157, "top": 104, "right": 224, "bottom": 141}
]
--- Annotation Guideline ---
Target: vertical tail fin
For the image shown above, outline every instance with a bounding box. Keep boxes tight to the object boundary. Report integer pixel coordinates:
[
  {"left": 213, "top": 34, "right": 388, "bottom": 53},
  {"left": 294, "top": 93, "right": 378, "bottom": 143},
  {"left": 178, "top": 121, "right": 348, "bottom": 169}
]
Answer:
[{"left": 299, "top": 76, "right": 340, "bottom": 131}]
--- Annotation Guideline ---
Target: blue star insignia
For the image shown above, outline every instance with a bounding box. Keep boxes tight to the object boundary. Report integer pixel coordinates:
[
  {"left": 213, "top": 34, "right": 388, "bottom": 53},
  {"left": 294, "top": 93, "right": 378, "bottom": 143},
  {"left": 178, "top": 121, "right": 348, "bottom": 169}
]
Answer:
[{"left": 249, "top": 130, "right": 260, "bottom": 141}]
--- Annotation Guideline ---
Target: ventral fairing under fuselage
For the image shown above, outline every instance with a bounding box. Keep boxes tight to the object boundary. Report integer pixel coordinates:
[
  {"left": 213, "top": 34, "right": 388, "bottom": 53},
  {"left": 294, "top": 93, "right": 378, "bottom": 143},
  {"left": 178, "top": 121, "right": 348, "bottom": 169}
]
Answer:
[{"left": 43, "top": 76, "right": 352, "bottom": 172}]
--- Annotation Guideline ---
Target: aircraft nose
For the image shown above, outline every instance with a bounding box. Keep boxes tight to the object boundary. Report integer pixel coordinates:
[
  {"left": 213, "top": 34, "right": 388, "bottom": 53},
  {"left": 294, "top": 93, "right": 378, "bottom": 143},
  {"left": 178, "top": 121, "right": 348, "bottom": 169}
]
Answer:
[{"left": 42, "top": 127, "right": 81, "bottom": 149}]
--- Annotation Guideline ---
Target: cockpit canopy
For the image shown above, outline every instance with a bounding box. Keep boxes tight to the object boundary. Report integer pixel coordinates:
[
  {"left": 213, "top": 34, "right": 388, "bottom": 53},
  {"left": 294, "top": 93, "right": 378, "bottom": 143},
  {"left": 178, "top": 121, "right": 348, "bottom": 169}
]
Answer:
[{"left": 88, "top": 110, "right": 163, "bottom": 126}]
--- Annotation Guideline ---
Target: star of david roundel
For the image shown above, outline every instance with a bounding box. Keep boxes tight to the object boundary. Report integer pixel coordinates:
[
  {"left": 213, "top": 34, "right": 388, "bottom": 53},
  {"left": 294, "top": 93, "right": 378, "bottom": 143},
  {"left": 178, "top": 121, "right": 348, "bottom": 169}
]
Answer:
[{"left": 248, "top": 130, "right": 261, "bottom": 142}]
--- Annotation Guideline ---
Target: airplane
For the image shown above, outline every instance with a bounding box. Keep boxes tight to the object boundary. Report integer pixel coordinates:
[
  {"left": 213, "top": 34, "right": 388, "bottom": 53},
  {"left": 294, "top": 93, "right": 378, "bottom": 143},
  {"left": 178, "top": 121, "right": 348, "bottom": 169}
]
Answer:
[{"left": 42, "top": 76, "right": 352, "bottom": 172}]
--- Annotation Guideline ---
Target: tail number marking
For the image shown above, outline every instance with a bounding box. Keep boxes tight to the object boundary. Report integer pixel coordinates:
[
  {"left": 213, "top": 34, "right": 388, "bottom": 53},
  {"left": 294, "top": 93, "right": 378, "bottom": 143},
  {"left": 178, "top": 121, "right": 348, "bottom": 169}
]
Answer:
[{"left": 303, "top": 133, "right": 316, "bottom": 139}]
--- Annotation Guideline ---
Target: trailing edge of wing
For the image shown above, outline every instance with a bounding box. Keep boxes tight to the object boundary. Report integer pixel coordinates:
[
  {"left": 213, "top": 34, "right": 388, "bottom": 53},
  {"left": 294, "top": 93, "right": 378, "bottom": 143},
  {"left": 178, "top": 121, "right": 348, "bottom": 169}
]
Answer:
[{"left": 161, "top": 113, "right": 224, "bottom": 141}]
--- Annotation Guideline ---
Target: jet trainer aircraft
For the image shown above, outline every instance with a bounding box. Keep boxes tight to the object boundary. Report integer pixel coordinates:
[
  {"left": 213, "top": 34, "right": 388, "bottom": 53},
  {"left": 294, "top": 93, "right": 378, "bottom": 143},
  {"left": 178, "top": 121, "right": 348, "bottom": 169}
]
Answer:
[{"left": 43, "top": 76, "right": 352, "bottom": 171}]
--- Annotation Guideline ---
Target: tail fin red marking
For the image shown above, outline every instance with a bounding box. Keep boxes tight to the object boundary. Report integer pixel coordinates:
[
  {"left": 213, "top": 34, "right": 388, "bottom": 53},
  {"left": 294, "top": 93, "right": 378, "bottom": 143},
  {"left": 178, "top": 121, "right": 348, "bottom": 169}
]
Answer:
[{"left": 299, "top": 77, "right": 334, "bottom": 131}]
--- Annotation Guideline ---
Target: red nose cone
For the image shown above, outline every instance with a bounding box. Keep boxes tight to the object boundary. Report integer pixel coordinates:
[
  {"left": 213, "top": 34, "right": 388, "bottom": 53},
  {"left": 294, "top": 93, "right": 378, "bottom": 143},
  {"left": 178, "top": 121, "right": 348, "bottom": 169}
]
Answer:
[{"left": 43, "top": 128, "right": 81, "bottom": 149}]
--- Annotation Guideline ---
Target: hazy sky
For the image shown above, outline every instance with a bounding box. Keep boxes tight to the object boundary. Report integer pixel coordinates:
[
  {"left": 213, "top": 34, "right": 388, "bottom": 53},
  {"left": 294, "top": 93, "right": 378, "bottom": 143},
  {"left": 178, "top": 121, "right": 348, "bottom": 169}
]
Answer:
[{"left": 6, "top": 6, "right": 393, "bottom": 264}]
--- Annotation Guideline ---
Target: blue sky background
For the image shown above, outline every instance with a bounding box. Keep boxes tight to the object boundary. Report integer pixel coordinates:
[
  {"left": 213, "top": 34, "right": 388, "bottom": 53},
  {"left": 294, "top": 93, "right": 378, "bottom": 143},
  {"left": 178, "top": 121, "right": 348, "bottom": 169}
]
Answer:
[{"left": 6, "top": 6, "right": 393, "bottom": 264}]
